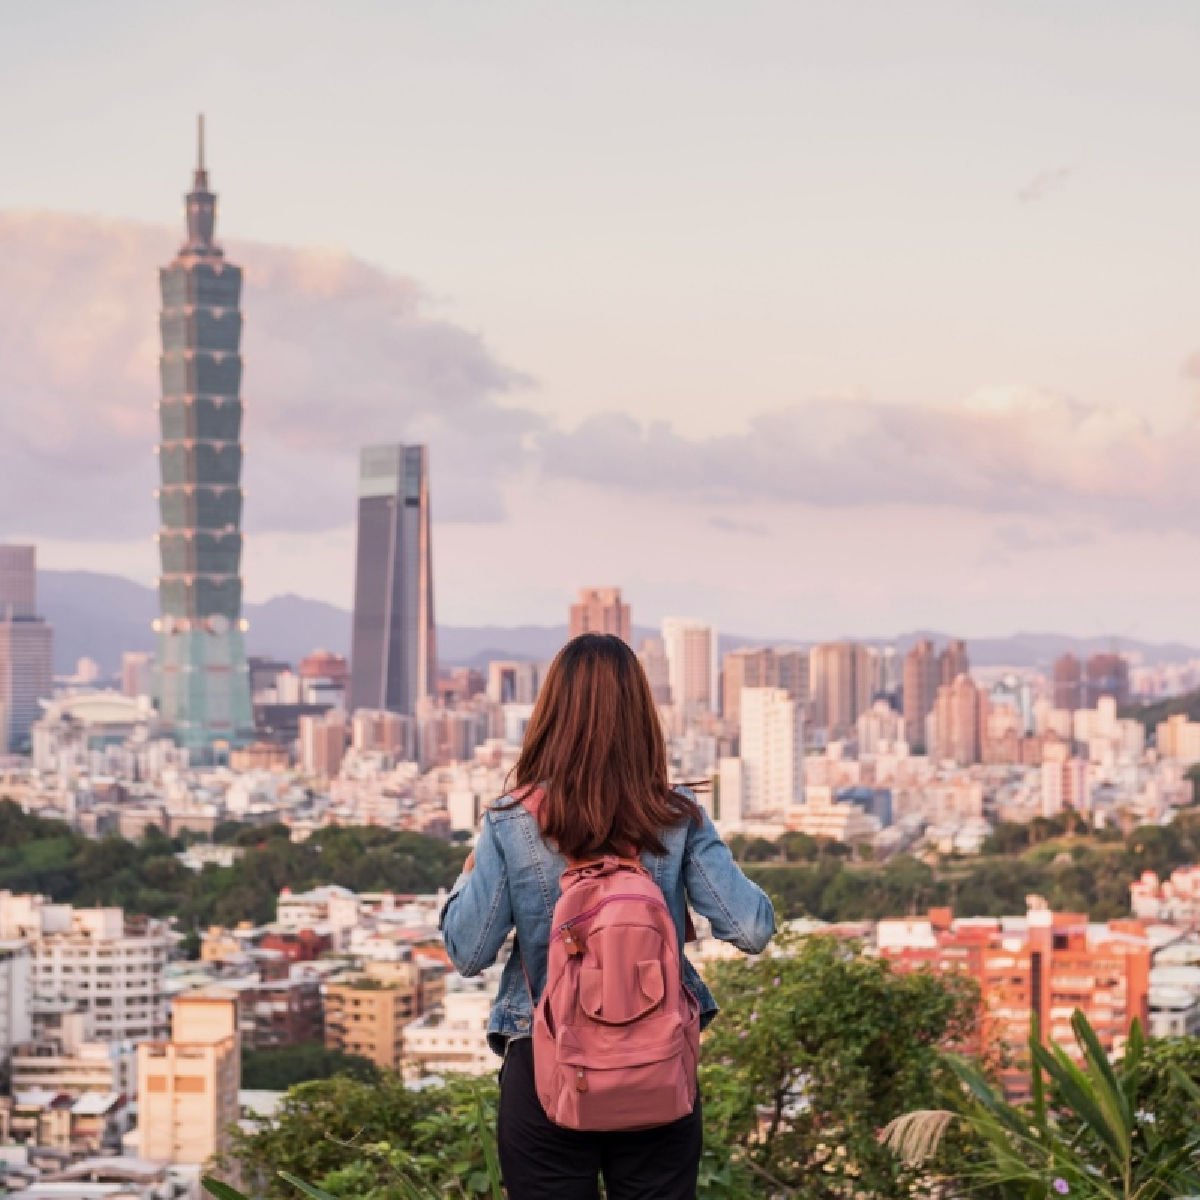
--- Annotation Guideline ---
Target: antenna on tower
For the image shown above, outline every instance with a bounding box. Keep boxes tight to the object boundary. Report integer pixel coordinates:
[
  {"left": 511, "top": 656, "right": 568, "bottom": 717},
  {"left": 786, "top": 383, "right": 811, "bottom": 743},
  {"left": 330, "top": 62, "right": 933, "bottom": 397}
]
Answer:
[{"left": 197, "top": 113, "right": 206, "bottom": 173}]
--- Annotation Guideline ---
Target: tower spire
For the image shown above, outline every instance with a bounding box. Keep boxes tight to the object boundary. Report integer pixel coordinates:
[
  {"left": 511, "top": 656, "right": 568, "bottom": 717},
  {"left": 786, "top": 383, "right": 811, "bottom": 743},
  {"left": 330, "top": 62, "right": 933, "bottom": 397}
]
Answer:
[{"left": 184, "top": 113, "right": 218, "bottom": 254}]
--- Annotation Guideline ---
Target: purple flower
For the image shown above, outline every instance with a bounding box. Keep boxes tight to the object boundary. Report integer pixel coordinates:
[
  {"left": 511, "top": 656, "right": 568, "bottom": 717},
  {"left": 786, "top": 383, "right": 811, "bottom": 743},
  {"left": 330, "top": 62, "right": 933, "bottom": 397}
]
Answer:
[
  {"left": 1052, "top": 1180, "right": 1069, "bottom": 1196},
  {"left": 773, "top": 977, "right": 781, "bottom": 987}
]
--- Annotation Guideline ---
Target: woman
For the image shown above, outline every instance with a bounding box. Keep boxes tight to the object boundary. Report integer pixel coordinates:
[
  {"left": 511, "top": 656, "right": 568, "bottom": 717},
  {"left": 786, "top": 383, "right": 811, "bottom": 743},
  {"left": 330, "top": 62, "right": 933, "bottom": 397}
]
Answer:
[{"left": 440, "top": 633, "right": 776, "bottom": 1199}]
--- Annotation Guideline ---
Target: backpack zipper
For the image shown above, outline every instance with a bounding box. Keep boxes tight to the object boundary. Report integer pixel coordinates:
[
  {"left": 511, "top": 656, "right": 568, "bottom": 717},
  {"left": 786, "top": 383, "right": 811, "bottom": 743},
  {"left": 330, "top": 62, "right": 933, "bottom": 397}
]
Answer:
[{"left": 559, "top": 892, "right": 671, "bottom": 935}]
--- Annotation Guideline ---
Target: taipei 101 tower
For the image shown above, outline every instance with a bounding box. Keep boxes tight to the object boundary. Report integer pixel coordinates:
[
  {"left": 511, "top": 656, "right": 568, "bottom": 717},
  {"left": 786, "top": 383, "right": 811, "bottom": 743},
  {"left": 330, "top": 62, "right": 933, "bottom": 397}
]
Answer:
[{"left": 154, "top": 116, "right": 253, "bottom": 754}]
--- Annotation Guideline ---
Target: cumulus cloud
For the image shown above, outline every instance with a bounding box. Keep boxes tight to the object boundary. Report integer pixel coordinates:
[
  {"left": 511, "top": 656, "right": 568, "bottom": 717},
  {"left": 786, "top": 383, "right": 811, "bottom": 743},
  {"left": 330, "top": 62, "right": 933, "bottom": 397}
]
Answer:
[
  {"left": 1017, "top": 166, "right": 1074, "bottom": 204},
  {"left": 0, "top": 211, "right": 537, "bottom": 540},
  {"left": 538, "top": 387, "right": 1200, "bottom": 531}
]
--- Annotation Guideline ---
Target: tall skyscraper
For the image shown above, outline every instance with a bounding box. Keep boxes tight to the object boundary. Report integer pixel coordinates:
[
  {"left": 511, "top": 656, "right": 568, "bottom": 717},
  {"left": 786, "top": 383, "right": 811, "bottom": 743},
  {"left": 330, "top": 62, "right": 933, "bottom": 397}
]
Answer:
[
  {"left": 810, "top": 641, "right": 872, "bottom": 738},
  {"left": 661, "top": 618, "right": 718, "bottom": 718},
  {"left": 154, "top": 117, "right": 253, "bottom": 753},
  {"left": 569, "top": 588, "right": 632, "bottom": 644},
  {"left": 1052, "top": 653, "right": 1083, "bottom": 712},
  {"left": 1085, "top": 653, "right": 1130, "bottom": 709},
  {"left": 903, "top": 639, "right": 940, "bottom": 751},
  {"left": 349, "top": 445, "right": 436, "bottom": 716},
  {"left": 939, "top": 639, "right": 970, "bottom": 685},
  {"left": 0, "top": 546, "right": 53, "bottom": 754},
  {"left": 931, "top": 674, "right": 985, "bottom": 766}
]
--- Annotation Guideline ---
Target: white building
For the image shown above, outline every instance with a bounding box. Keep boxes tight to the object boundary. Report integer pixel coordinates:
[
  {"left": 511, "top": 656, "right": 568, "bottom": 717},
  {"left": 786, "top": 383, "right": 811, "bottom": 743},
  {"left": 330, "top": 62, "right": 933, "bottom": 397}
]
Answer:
[
  {"left": 403, "top": 982, "right": 494, "bottom": 1079},
  {"left": 0, "top": 940, "right": 33, "bottom": 1058},
  {"left": 0, "top": 894, "right": 171, "bottom": 1043},
  {"left": 739, "top": 687, "right": 804, "bottom": 818},
  {"left": 856, "top": 700, "right": 906, "bottom": 756},
  {"left": 661, "top": 618, "right": 718, "bottom": 719},
  {"left": 788, "top": 784, "right": 879, "bottom": 844},
  {"left": 10, "top": 1013, "right": 136, "bottom": 1098}
]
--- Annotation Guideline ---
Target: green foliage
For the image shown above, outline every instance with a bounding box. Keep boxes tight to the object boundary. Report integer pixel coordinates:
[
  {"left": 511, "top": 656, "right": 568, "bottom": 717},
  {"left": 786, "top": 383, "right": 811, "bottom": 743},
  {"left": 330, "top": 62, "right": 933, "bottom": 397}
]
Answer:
[
  {"left": 242, "top": 1044, "right": 381, "bottom": 1091},
  {"left": 0, "top": 800, "right": 466, "bottom": 928},
  {"left": 740, "top": 809, "right": 1200, "bottom": 924},
  {"left": 702, "top": 931, "right": 979, "bottom": 1197},
  {"left": 225, "top": 1075, "right": 503, "bottom": 1199},
  {"left": 887, "top": 1013, "right": 1200, "bottom": 1199}
]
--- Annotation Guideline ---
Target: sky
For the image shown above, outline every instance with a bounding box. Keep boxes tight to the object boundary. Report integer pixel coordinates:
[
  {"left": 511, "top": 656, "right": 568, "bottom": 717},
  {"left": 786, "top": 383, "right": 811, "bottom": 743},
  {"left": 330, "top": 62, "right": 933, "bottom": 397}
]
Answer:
[{"left": 3, "top": 0, "right": 1200, "bottom": 640}]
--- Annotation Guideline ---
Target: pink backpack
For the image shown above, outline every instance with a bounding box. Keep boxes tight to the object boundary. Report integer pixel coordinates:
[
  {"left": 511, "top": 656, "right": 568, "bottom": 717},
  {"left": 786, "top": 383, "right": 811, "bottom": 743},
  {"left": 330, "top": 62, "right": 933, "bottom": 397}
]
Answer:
[{"left": 521, "top": 792, "right": 700, "bottom": 1132}]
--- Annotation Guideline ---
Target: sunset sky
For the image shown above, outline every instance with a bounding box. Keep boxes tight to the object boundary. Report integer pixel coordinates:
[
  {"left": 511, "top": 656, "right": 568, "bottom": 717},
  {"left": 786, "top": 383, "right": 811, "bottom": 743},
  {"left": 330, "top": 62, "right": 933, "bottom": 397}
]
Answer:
[{"left": 3, "top": 1, "right": 1200, "bottom": 640}]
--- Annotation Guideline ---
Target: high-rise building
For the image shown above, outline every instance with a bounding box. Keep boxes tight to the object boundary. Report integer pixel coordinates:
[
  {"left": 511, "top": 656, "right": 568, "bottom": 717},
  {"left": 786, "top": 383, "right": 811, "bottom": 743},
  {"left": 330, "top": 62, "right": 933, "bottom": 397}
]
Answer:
[
  {"left": 1052, "top": 653, "right": 1083, "bottom": 711},
  {"left": 903, "top": 639, "right": 940, "bottom": 751},
  {"left": 120, "top": 651, "right": 155, "bottom": 699},
  {"left": 939, "top": 639, "right": 970, "bottom": 686},
  {"left": 931, "top": 674, "right": 985, "bottom": 765},
  {"left": 0, "top": 546, "right": 53, "bottom": 754},
  {"left": 0, "top": 547, "right": 36, "bottom": 618},
  {"left": 721, "top": 648, "right": 775, "bottom": 725},
  {"left": 486, "top": 660, "right": 542, "bottom": 705},
  {"left": 1085, "top": 653, "right": 1130, "bottom": 709},
  {"left": 739, "top": 687, "right": 805, "bottom": 817},
  {"left": 299, "top": 712, "right": 347, "bottom": 779},
  {"left": 723, "top": 647, "right": 810, "bottom": 725},
  {"left": 568, "top": 588, "right": 632, "bottom": 644},
  {"left": 661, "top": 619, "right": 718, "bottom": 718},
  {"left": 135, "top": 991, "right": 240, "bottom": 1165},
  {"left": 155, "top": 118, "right": 253, "bottom": 753},
  {"left": 349, "top": 445, "right": 436, "bottom": 717},
  {"left": 810, "top": 641, "right": 872, "bottom": 739},
  {"left": 637, "top": 638, "right": 672, "bottom": 705}
]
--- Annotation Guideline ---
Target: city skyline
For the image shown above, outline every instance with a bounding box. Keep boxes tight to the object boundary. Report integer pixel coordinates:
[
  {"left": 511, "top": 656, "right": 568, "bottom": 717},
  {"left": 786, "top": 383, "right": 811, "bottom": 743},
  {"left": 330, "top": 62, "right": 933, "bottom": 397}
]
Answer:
[{"left": 5, "top": 3, "right": 1200, "bottom": 639}]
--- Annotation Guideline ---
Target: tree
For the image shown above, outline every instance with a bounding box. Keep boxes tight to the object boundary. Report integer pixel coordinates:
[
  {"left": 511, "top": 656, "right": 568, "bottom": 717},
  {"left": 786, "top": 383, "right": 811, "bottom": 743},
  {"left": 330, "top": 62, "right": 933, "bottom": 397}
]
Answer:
[
  {"left": 702, "top": 931, "right": 978, "bottom": 1197},
  {"left": 241, "top": 1044, "right": 381, "bottom": 1091},
  {"left": 884, "top": 1014, "right": 1200, "bottom": 1200}
]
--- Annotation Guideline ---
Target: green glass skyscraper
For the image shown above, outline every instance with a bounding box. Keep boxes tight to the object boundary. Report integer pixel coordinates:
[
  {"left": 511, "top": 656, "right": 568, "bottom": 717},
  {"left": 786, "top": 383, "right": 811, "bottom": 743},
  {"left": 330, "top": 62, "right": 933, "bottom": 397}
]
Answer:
[{"left": 154, "top": 117, "right": 253, "bottom": 753}]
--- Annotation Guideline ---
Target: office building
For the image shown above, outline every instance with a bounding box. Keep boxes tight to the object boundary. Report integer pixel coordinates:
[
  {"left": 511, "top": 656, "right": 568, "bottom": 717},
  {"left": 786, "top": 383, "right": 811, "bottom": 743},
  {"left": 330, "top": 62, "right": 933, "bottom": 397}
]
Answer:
[
  {"left": 0, "top": 545, "right": 53, "bottom": 755},
  {"left": 661, "top": 619, "right": 718, "bottom": 718},
  {"left": 739, "top": 687, "right": 805, "bottom": 816},
  {"left": 903, "top": 639, "right": 940, "bottom": 751},
  {"left": 810, "top": 641, "right": 872, "bottom": 739},
  {"left": 349, "top": 444, "right": 436, "bottom": 716},
  {"left": 0, "top": 546, "right": 36, "bottom": 617},
  {"left": 568, "top": 587, "right": 632, "bottom": 644},
  {"left": 155, "top": 118, "right": 253, "bottom": 752},
  {"left": 1085, "top": 652, "right": 1131, "bottom": 708},
  {"left": 135, "top": 991, "right": 240, "bottom": 1165}
]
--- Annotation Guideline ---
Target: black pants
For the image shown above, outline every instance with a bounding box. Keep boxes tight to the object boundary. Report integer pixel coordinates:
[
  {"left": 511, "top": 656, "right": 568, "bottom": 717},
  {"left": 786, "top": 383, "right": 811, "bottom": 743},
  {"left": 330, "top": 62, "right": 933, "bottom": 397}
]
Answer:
[{"left": 497, "top": 1037, "right": 702, "bottom": 1199}]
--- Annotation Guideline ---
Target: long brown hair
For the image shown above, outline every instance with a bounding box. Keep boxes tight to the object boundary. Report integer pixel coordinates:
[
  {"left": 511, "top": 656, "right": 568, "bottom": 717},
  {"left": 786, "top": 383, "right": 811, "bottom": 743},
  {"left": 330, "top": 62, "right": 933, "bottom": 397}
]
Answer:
[{"left": 503, "top": 633, "right": 701, "bottom": 858}]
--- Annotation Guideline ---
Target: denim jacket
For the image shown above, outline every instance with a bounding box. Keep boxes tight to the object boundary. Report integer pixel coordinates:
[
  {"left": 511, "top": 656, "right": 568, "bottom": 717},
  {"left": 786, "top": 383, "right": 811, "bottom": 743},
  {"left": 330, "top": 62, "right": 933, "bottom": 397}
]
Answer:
[{"left": 439, "top": 789, "right": 776, "bottom": 1055}]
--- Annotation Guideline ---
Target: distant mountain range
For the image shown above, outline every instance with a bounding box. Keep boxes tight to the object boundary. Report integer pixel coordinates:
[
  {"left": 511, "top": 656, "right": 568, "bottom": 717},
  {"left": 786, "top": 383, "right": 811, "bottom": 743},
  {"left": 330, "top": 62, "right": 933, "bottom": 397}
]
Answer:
[{"left": 37, "top": 570, "right": 1199, "bottom": 677}]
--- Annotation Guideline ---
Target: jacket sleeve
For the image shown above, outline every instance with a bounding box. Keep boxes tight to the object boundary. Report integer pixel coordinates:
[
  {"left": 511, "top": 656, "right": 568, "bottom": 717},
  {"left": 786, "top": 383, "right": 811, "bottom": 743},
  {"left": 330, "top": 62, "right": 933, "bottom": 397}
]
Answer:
[
  {"left": 683, "top": 808, "right": 776, "bottom": 954},
  {"left": 439, "top": 812, "right": 514, "bottom": 977}
]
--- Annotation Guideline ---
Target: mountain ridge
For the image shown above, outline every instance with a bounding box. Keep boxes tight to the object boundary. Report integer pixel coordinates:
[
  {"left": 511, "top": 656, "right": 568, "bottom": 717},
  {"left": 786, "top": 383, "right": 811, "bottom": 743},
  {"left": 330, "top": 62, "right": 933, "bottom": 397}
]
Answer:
[{"left": 36, "top": 570, "right": 1198, "bottom": 675}]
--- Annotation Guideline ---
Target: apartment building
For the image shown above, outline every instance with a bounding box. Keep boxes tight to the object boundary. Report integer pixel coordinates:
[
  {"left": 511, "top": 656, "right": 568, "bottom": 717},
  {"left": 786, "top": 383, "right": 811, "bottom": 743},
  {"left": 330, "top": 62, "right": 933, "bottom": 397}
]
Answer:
[
  {"left": 0, "top": 939, "right": 32, "bottom": 1059},
  {"left": 879, "top": 897, "right": 1150, "bottom": 1099},
  {"left": 10, "top": 1013, "right": 135, "bottom": 1097},
  {"left": 403, "top": 987, "right": 493, "bottom": 1078},
  {"left": 135, "top": 991, "right": 240, "bottom": 1165},
  {"left": 0, "top": 894, "right": 171, "bottom": 1043},
  {"left": 324, "top": 958, "right": 444, "bottom": 1071}
]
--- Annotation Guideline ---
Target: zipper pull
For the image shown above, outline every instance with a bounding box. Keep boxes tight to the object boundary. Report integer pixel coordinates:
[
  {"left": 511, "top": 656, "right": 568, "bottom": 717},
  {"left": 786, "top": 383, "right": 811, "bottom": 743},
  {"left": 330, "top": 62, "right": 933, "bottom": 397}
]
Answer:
[{"left": 575, "top": 1067, "right": 587, "bottom": 1092}]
